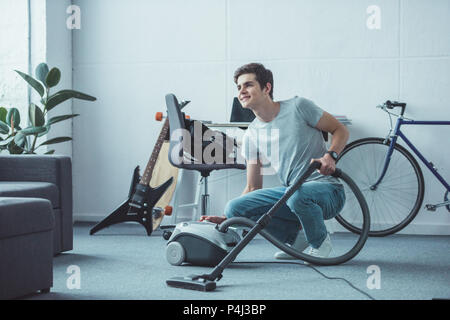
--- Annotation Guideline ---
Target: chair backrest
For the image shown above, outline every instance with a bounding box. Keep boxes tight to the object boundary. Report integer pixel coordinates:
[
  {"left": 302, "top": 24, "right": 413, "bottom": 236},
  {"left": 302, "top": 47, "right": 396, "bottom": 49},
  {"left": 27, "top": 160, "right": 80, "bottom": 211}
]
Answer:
[
  {"left": 165, "top": 93, "right": 247, "bottom": 172},
  {"left": 165, "top": 93, "right": 187, "bottom": 168},
  {"left": 230, "top": 97, "right": 255, "bottom": 122}
]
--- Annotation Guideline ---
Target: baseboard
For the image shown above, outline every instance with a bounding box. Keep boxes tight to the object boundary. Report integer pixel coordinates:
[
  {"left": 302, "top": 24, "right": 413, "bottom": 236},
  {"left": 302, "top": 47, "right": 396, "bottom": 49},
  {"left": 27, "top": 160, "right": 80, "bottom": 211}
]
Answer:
[
  {"left": 75, "top": 213, "right": 450, "bottom": 236},
  {"left": 397, "top": 221, "right": 450, "bottom": 236},
  {"left": 74, "top": 213, "right": 178, "bottom": 225},
  {"left": 327, "top": 220, "right": 450, "bottom": 236},
  {"left": 74, "top": 213, "right": 108, "bottom": 223}
]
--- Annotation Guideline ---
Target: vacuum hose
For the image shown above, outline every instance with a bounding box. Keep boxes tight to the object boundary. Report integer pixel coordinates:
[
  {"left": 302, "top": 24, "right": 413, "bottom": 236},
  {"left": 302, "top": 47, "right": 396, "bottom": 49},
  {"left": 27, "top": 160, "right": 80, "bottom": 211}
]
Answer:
[
  {"left": 216, "top": 168, "right": 369, "bottom": 266},
  {"left": 217, "top": 216, "right": 339, "bottom": 264},
  {"left": 166, "top": 162, "right": 370, "bottom": 292}
]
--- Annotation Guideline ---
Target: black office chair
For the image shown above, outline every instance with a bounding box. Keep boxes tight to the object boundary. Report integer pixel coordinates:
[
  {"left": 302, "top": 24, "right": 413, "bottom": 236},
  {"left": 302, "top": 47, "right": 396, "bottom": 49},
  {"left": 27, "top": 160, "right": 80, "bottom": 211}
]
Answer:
[
  {"left": 165, "top": 93, "right": 246, "bottom": 218},
  {"left": 230, "top": 97, "right": 255, "bottom": 123}
]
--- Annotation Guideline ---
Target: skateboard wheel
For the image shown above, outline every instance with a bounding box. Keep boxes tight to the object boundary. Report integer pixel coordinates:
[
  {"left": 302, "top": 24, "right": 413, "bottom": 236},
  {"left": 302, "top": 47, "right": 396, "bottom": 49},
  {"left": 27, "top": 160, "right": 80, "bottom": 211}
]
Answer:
[
  {"left": 166, "top": 241, "right": 185, "bottom": 266},
  {"left": 155, "top": 112, "right": 163, "bottom": 121},
  {"left": 164, "top": 205, "right": 173, "bottom": 216}
]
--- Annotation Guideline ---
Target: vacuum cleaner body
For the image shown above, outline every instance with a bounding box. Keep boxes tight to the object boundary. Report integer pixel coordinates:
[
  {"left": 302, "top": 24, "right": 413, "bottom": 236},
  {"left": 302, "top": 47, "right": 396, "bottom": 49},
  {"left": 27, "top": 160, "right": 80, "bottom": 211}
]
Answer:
[{"left": 166, "top": 221, "right": 241, "bottom": 267}]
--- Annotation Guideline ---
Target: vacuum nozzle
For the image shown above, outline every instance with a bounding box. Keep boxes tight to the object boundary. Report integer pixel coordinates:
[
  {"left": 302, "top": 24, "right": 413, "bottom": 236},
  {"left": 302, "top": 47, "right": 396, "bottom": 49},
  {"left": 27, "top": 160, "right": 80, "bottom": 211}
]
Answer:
[{"left": 166, "top": 274, "right": 216, "bottom": 292}]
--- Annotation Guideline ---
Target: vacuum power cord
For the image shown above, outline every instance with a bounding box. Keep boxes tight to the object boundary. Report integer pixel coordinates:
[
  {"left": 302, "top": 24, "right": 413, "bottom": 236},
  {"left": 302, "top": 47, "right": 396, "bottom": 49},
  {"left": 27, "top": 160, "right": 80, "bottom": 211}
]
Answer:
[{"left": 233, "top": 260, "right": 376, "bottom": 300}]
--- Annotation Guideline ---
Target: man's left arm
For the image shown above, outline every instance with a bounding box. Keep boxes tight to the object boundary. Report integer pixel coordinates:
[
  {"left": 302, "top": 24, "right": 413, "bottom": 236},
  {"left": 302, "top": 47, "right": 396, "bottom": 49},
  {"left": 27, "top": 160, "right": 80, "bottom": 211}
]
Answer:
[{"left": 313, "top": 111, "right": 349, "bottom": 175}]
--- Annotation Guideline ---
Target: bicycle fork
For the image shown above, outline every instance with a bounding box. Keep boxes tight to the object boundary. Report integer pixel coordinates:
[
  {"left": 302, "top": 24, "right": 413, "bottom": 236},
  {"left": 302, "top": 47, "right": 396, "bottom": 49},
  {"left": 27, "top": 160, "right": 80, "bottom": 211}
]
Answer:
[{"left": 370, "top": 136, "right": 398, "bottom": 190}]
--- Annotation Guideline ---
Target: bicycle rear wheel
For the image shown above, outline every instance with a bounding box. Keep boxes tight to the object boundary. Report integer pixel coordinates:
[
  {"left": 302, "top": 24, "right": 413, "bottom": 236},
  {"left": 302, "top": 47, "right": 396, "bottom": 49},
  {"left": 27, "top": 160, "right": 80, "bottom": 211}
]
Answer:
[{"left": 335, "top": 137, "right": 424, "bottom": 236}]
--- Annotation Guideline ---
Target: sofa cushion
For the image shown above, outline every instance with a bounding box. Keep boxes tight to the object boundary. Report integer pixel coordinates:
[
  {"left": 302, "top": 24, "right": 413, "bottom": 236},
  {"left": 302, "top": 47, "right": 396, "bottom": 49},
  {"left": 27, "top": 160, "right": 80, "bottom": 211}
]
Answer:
[
  {"left": 0, "top": 181, "right": 59, "bottom": 208},
  {"left": 0, "top": 197, "right": 54, "bottom": 239}
]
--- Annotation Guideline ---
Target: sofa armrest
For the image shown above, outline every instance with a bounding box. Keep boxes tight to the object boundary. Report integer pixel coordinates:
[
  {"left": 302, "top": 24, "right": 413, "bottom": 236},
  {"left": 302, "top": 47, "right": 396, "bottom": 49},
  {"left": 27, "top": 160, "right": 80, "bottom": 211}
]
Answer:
[
  {"left": 0, "top": 155, "right": 69, "bottom": 184},
  {"left": 0, "top": 155, "right": 73, "bottom": 252}
]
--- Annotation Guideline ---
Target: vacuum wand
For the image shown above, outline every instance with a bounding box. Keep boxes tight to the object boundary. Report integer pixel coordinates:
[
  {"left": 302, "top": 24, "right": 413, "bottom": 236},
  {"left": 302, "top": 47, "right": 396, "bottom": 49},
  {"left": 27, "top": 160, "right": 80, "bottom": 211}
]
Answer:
[{"left": 166, "top": 161, "right": 322, "bottom": 292}]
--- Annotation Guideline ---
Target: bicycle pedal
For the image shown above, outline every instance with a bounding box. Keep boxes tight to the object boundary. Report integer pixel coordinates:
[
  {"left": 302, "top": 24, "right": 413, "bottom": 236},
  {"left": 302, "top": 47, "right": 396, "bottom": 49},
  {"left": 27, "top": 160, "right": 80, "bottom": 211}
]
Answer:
[{"left": 425, "top": 204, "right": 436, "bottom": 211}]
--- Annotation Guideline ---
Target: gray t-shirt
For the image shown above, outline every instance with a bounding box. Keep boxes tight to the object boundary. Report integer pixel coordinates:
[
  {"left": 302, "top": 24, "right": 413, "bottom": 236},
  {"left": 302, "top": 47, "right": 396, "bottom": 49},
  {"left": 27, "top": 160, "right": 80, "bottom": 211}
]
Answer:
[{"left": 241, "top": 96, "right": 340, "bottom": 187}]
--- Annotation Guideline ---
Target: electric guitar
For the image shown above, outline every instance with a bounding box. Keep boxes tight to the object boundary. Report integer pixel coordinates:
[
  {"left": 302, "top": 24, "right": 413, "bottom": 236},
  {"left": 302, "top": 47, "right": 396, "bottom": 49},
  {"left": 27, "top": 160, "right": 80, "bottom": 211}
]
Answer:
[{"left": 89, "top": 101, "right": 190, "bottom": 236}]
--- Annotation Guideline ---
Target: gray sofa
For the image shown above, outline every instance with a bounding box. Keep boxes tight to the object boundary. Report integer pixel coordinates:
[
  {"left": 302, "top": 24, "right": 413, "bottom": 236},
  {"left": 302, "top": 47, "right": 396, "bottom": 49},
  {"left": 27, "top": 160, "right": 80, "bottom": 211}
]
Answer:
[{"left": 0, "top": 155, "right": 73, "bottom": 299}]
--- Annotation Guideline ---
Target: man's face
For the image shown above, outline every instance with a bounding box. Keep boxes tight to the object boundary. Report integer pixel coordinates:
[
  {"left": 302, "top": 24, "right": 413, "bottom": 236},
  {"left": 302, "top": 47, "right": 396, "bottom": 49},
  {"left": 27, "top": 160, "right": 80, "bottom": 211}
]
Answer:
[{"left": 236, "top": 73, "right": 269, "bottom": 109}]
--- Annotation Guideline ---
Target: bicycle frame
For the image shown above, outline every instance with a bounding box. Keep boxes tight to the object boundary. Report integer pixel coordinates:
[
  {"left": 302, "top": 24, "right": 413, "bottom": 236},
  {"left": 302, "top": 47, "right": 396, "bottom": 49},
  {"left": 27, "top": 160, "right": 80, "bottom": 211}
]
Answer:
[{"left": 372, "top": 118, "right": 450, "bottom": 192}]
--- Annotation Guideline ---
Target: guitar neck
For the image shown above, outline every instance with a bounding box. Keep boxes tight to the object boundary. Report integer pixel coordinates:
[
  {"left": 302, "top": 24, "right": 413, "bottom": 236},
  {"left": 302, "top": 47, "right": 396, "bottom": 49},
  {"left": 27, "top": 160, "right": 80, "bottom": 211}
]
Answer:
[{"left": 140, "top": 117, "right": 170, "bottom": 185}]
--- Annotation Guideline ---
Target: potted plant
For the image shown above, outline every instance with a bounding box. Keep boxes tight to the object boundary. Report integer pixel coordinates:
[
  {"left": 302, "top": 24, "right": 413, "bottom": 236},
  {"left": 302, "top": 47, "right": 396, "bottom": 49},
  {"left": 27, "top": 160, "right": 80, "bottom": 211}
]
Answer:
[{"left": 0, "top": 62, "right": 96, "bottom": 154}]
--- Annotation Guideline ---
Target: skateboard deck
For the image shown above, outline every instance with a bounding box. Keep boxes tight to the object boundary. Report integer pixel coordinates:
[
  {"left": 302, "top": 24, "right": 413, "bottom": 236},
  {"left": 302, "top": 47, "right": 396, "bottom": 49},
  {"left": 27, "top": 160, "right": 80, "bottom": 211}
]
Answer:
[{"left": 149, "top": 141, "right": 179, "bottom": 231}]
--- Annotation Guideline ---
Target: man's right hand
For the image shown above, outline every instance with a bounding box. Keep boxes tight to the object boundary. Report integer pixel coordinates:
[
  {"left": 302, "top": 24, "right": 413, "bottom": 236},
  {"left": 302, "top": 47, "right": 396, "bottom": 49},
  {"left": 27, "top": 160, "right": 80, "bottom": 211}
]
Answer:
[{"left": 199, "top": 215, "right": 227, "bottom": 224}]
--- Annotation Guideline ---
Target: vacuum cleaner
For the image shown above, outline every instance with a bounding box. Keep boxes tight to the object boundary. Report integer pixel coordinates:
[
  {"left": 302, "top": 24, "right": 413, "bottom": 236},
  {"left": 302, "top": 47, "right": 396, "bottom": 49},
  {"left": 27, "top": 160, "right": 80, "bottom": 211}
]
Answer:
[
  {"left": 165, "top": 161, "right": 370, "bottom": 292},
  {"left": 165, "top": 221, "right": 242, "bottom": 267}
]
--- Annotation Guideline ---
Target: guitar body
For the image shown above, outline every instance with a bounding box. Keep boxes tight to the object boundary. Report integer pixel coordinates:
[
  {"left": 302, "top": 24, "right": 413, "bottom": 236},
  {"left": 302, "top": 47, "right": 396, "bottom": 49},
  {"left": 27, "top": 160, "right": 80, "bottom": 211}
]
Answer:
[{"left": 89, "top": 166, "right": 173, "bottom": 236}]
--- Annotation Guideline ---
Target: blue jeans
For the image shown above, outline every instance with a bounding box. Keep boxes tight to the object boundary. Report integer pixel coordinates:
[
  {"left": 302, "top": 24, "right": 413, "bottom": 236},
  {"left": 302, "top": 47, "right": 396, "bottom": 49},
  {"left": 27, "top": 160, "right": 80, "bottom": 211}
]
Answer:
[{"left": 224, "top": 181, "right": 346, "bottom": 248}]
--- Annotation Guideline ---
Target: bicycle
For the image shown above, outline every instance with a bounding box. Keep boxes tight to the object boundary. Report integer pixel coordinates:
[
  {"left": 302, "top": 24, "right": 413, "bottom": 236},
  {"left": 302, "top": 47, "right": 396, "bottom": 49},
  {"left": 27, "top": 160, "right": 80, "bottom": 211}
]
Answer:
[{"left": 334, "top": 100, "right": 450, "bottom": 236}]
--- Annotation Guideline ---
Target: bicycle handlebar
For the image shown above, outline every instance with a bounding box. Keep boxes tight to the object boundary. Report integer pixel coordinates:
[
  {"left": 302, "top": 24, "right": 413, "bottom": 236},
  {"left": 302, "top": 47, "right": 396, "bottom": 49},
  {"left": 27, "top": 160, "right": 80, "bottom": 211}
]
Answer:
[
  {"left": 377, "top": 100, "right": 407, "bottom": 116},
  {"left": 386, "top": 100, "right": 406, "bottom": 108}
]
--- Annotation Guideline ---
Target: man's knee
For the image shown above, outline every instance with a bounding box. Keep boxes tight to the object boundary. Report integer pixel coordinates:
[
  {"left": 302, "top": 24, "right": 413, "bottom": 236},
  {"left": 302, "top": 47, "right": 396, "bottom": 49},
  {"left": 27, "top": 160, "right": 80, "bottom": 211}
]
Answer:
[{"left": 286, "top": 190, "right": 312, "bottom": 216}]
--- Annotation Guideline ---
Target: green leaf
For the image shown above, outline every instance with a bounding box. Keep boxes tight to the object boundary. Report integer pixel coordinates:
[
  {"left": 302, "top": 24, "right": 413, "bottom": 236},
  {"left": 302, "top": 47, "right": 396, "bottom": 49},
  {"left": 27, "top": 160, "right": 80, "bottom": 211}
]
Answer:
[
  {"left": 0, "top": 120, "right": 9, "bottom": 134},
  {"left": 8, "top": 140, "right": 24, "bottom": 154},
  {"left": 20, "top": 126, "right": 48, "bottom": 135},
  {"left": 45, "top": 67, "right": 61, "bottom": 88},
  {"left": 38, "top": 124, "right": 50, "bottom": 137},
  {"left": 35, "top": 63, "right": 49, "bottom": 83},
  {"left": 0, "top": 136, "right": 13, "bottom": 146},
  {"left": 13, "top": 132, "right": 26, "bottom": 146},
  {"left": 38, "top": 136, "right": 72, "bottom": 147},
  {"left": 47, "top": 114, "right": 79, "bottom": 125},
  {"left": 6, "top": 108, "right": 20, "bottom": 128},
  {"left": 46, "top": 90, "right": 96, "bottom": 111},
  {"left": 44, "top": 149, "right": 55, "bottom": 154},
  {"left": 15, "top": 70, "right": 45, "bottom": 97},
  {"left": 28, "top": 103, "right": 45, "bottom": 127},
  {"left": 0, "top": 107, "right": 7, "bottom": 122}
]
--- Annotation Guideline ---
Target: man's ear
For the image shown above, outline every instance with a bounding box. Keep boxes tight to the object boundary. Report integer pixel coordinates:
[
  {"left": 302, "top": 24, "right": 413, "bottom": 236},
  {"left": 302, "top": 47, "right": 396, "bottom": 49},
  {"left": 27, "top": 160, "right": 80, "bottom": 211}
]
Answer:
[{"left": 264, "top": 82, "right": 272, "bottom": 96}]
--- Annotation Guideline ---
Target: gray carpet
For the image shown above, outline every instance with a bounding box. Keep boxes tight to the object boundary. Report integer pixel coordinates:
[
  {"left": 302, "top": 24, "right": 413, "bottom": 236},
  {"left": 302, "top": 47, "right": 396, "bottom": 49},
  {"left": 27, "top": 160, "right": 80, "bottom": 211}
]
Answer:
[{"left": 24, "top": 222, "right": 450, "bottom": 300}]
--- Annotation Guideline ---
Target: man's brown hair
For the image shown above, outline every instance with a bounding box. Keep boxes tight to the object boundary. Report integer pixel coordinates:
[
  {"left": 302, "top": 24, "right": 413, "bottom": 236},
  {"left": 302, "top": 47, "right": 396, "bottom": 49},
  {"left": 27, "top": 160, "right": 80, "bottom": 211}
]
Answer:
[{"left": 234, "top": 63, "right": 274, "bottom": 99}]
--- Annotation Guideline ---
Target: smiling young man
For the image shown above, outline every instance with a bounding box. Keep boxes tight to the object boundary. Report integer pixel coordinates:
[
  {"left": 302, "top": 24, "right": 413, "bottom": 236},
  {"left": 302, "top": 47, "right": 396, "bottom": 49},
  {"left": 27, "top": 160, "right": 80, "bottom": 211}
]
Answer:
[{"left": 200, "top": 63, "right": 349, "bottom": 259}]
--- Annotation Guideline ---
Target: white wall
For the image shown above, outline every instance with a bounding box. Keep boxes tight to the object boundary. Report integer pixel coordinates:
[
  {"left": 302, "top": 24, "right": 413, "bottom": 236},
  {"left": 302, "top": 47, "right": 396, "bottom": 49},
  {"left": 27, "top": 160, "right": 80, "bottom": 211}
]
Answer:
[
  {"left": 0, "top": 0, "right": 29, "bottom": 125},
  {"left": 29, "top": 0, "right": 73, "bottom": 157},
  {"left": 0, "top": 0, "right": 72, "bottom": 156},
  {"left": 44, "top": 0, "right": 73, "bottom": 157},
  {"left": 71, "top": 0, "right": 450, "bottom": 235}
]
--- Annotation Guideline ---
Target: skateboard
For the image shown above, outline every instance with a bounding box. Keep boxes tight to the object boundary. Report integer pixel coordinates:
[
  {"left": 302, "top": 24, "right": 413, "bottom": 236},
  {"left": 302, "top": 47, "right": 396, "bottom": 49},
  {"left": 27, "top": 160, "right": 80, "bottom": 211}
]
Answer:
[{"left": 150, "top": 140, "right": 178, "bottom": 231}]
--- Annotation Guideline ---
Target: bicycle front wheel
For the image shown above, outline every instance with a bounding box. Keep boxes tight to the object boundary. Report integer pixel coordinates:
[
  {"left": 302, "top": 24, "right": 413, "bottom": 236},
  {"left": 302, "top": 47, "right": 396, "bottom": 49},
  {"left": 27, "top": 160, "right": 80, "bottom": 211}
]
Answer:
[{"left": 335, "top": 137, "right": 424, "bottom": 236}]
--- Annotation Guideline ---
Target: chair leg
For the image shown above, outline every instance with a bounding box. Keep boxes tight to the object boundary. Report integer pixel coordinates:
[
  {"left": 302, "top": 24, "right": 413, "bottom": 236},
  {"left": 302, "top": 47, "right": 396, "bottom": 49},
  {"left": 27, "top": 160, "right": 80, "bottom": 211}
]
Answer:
[
  {"left": 201, "top": 193, "right": 210, "bottom": 216},
  {"left": 170, "top": 170, "right": 203, "bottom": 223},
  {"left": 201, "top": 175, "right": 210, "bottom": 216}
]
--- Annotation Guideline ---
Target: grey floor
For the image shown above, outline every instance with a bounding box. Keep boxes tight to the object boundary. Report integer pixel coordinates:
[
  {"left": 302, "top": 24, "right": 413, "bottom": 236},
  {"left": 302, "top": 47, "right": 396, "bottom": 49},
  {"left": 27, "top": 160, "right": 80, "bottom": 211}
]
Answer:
[{"left": 24, "top": 222, "right": 449, "bottom": 300}]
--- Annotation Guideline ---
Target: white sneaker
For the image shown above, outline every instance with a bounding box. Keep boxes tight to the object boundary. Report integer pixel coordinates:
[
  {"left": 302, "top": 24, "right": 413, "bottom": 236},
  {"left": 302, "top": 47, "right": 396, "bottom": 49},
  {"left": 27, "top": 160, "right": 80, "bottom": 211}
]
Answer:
[
  {"left": 274, "top": 231, "right": 309, "bottom": 260},
  {"left": 303, "top": 234, "right": 333, "bottom": 258}
]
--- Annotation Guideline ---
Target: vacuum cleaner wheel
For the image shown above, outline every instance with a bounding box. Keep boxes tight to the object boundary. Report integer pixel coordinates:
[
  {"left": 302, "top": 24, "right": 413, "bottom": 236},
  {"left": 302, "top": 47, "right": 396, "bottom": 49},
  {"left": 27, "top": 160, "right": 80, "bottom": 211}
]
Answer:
[
  {"left": 163, "top": 230, "right": 172, "bottom": 240},
  {"left": 166, "top": 241, "right": 185, "bottom": 265}
]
